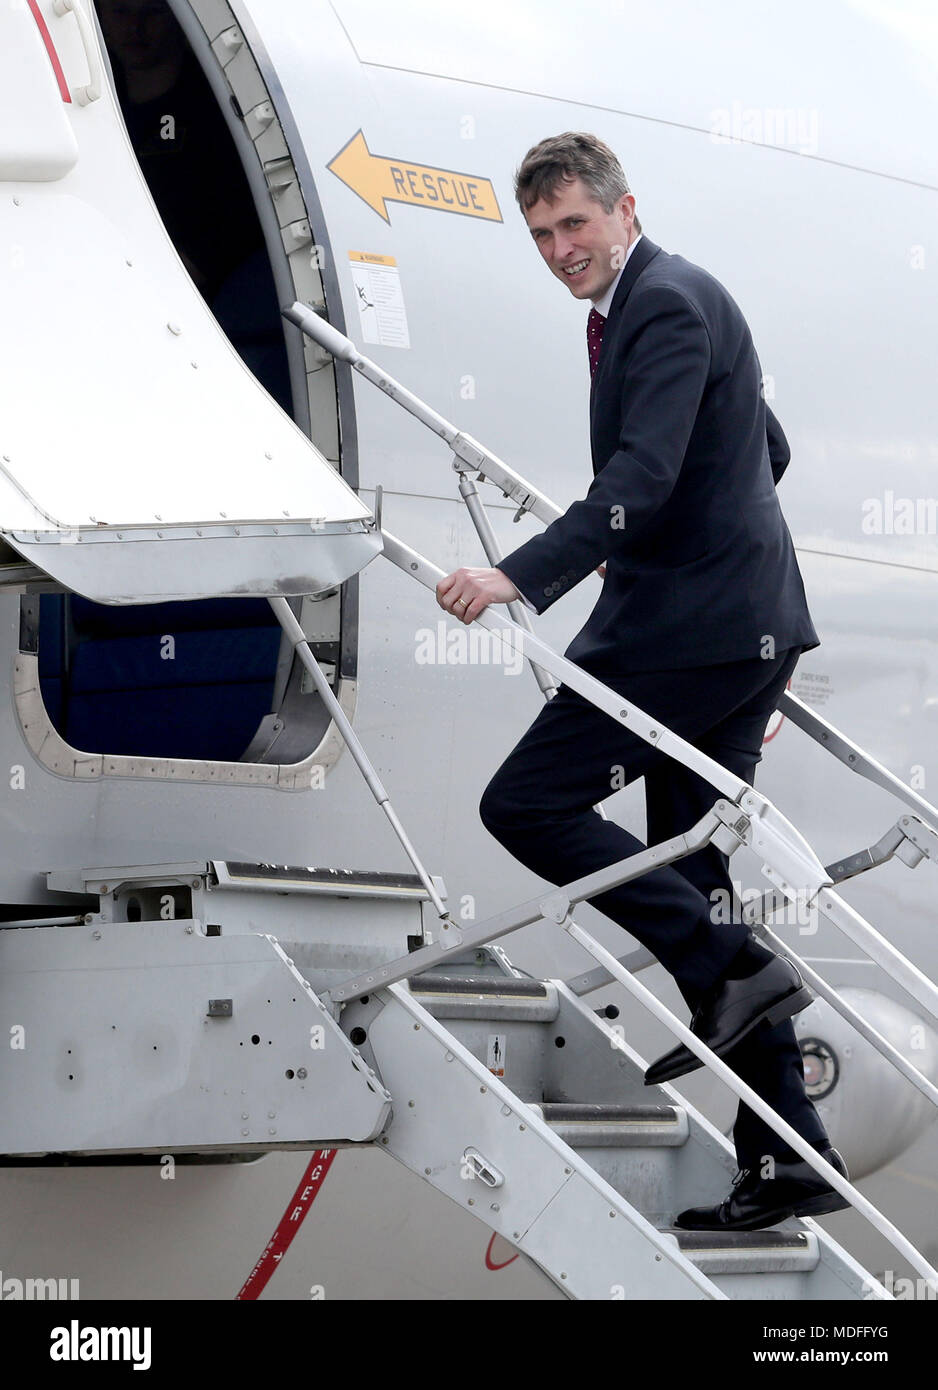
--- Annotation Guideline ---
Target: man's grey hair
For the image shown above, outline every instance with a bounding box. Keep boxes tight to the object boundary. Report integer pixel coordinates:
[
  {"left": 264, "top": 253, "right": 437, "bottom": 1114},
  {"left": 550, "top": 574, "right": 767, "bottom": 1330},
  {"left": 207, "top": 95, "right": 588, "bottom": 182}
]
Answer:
[{"left": 514, "top": 131, "right": 642, "bottom": 234}]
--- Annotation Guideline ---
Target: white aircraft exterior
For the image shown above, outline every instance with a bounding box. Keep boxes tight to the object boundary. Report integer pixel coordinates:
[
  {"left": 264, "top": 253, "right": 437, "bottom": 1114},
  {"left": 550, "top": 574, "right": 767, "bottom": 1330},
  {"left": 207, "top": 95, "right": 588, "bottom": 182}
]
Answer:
[{"left": 0, "top": 0, "right": 936, "bottom": 1300}]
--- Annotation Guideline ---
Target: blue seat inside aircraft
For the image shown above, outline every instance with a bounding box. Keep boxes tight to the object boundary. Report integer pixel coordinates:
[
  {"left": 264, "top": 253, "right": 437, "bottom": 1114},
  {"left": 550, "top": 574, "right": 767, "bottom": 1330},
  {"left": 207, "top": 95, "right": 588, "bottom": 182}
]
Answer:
[{"left": 37, "top": 594, "right": 283, "bottom": 761}]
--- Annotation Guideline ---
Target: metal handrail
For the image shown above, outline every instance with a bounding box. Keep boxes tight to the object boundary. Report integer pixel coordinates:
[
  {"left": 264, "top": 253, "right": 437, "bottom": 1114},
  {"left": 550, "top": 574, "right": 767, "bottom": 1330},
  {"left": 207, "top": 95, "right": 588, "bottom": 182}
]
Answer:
[
  {"left": 286, "top": 297, "right": 938, "bottom": 1024},
  {"left": 283, "top": 306, "right": 938, "bottom": 1285},
  {"left": 323, "top": 531, "right": 938, "bottom": 1285},
  {"left": 380, "top": 531, "right": 938, "bottom": 1014},
  {"left": 565, "top": 909, "right": 938, "bottom": 1112},
  {"left": 557, "top": 912, "right": 933, "bottom": 1288},
  {"left": 755, "top": 919, "right": 938, "bottom": 1107},
  {"left": 566, "top": 918, "right": 938, "bottom": 1112},
  {"left": 283, "top": 299, "right": 938, "bottom": 833},
  {"left": 778, "top": 692, "right": 938, "bottom": 832}
]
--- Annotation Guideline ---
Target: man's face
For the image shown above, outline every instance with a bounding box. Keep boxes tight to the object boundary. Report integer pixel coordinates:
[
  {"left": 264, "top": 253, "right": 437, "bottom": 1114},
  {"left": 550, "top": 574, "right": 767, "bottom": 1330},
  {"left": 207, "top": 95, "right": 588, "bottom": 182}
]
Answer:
[{"left": 523, "top": 176, "right": 636, "bottom": 301}]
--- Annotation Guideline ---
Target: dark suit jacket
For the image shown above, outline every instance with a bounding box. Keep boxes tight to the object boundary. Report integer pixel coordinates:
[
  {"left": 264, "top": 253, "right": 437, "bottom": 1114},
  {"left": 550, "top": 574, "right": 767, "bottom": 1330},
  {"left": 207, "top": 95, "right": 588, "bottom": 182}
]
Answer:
[{"left": 497, "top": 236, "right": 819, "bottom": 674}]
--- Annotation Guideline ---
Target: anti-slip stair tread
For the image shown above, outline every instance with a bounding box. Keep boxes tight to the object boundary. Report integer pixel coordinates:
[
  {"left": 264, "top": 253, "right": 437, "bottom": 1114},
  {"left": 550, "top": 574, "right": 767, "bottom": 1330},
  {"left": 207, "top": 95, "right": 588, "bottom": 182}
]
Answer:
[
  {"left": 408, "top": 975, "right": 549, "bottom": 997},
  {"left": 658, "top": 1227, "right": 820, "bottom": 1276},
  {"left": 538, "top": 1103, "right": 681, "bottom": 1122},
  {"left": 664, "top": 1229, "right": 812, "bottom": 1250},
  {"left": 532, "top": 1102, "right": 690, "bottom": 1148}
]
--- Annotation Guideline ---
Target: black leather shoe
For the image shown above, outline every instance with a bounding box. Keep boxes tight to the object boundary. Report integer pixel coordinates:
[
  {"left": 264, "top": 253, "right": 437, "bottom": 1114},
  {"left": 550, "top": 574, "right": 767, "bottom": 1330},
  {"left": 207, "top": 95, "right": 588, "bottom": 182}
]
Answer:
[
  {"left": 674, "top": 1147, "right": 850, "bottom": 1230},
  {"left": 643, "top": 953, "right": 813, "bottom": 1086}
]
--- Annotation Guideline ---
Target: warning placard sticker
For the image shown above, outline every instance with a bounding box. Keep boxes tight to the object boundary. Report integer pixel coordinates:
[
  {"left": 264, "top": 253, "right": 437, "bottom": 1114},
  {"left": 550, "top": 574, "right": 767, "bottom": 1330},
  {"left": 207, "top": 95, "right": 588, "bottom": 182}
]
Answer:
[{"left": 348, "top": 251, "right": 410, "bottom": 349}]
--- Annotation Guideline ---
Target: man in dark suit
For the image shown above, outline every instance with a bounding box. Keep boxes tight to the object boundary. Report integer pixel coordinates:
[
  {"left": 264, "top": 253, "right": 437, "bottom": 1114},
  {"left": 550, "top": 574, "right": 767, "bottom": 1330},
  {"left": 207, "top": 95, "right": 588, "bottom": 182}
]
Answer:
[{"left": 436, "top": 132, "right": 848, "bottom": 1229}]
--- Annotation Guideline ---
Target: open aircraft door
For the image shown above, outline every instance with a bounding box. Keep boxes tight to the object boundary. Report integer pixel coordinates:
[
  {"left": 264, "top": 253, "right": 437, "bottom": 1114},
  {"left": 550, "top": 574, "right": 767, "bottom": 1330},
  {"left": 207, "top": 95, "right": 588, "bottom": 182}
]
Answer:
[{"left": 0, "top": 0, "right": 380, "bottom": 605}]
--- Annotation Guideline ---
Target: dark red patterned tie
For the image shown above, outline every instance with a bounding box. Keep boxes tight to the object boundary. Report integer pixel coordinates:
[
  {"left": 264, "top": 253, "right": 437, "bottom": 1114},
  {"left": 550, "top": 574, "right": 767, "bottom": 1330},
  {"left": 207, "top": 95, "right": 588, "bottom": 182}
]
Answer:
[{"left": 587, "top": 306, "right": 606, "bottom": 379}]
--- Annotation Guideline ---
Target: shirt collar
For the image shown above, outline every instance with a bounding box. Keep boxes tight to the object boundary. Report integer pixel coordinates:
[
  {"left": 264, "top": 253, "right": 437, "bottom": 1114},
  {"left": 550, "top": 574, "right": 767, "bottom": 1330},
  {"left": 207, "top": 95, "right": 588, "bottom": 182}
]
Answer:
[{"left": 591, "top": 232, "right": 643, "bottom": 319}]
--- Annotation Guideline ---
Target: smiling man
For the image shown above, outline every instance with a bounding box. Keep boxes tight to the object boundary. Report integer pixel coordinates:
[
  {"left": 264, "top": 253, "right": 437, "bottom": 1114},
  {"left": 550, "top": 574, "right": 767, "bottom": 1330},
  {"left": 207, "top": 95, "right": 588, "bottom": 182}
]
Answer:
[{"left": 436, "top": 131, "right": 848, "bottom": 1231}]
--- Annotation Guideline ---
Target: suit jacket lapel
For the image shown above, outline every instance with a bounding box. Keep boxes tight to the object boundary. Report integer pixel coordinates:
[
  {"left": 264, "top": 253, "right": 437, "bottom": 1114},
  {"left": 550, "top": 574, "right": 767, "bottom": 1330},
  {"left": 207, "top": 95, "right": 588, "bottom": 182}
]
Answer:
[{"left": 589, "top": 236, "right": 661, "bottom": 423}]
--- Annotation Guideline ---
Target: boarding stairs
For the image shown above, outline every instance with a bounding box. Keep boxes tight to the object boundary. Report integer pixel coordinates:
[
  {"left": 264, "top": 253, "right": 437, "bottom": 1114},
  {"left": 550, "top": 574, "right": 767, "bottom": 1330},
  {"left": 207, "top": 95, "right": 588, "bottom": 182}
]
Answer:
[
  {"left": 3, "top": 309, "right": 938, "bottom": 1301},
  {"left": 284, "top": 304, "right": 938, "bottom": 1298}
]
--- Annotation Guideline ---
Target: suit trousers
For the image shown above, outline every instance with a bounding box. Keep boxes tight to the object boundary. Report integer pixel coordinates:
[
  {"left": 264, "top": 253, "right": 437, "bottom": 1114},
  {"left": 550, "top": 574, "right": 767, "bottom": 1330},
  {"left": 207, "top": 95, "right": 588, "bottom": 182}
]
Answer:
[{"left": 478, "top": 646, "right": 830, "bottom": 1169}]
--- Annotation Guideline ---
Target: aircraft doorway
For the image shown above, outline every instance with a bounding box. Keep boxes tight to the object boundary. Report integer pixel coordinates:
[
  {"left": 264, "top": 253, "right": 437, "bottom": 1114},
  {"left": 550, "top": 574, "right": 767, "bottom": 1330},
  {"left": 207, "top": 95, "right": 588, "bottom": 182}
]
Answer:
[
  {"left": 97, "top": 0, "right": 292, "bottom": 410},
  {"left": 28, "top": 0, "right": 353, "bottom": 772}
]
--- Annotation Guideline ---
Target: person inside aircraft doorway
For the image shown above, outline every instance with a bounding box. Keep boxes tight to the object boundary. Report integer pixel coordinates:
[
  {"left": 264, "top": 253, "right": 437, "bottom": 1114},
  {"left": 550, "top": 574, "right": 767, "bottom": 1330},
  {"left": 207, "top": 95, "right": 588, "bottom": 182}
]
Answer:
[{"left": 436, "top": 131, "right": 848, "bottom": 1231}]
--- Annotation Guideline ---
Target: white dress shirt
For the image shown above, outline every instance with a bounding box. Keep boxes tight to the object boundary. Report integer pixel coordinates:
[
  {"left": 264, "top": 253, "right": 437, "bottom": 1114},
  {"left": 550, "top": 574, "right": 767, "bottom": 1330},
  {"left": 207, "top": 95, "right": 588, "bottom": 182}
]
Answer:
[
  {"left": 511, "top": 232, "right": 644, "bottom": 612},
  {"left": 590, "top": 231, "right": 642, "bottom": 319}
]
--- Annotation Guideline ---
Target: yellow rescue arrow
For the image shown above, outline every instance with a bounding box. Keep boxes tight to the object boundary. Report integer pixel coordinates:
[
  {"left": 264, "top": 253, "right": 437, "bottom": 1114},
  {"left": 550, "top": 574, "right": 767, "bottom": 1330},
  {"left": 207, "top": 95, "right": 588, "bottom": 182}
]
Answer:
[{"left": 327, "top": 130, "right": 502, "bottom": 225}]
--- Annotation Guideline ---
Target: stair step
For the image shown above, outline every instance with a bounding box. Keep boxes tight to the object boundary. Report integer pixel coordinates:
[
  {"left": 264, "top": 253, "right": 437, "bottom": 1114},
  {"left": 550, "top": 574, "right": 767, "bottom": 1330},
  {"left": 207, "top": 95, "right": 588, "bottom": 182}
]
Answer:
[
  {"left": 530, "top": 1102, "right": 689, "bottom": 1148},
  {"left": 660, "top": 1227, "right": 819, "bottom": 1275},
  {"left": 407, "top": 975, "right": 559, "bottom": 1022},
  {"left": 373, "top": 975, "right": 881, "bottom": 1299},
  {"left": 409, "top": 975, "right": 549, "bottom": 996}
]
